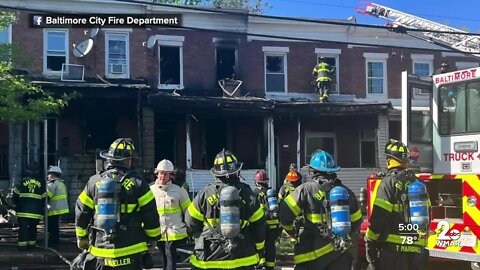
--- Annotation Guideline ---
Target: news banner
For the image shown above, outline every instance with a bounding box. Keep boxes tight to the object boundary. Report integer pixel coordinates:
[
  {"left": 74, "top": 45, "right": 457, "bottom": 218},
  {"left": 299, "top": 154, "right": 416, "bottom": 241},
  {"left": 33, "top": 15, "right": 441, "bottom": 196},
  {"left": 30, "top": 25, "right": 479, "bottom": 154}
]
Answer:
[{"left": 31, "top": 14, "right": 182, "bottom": 28}]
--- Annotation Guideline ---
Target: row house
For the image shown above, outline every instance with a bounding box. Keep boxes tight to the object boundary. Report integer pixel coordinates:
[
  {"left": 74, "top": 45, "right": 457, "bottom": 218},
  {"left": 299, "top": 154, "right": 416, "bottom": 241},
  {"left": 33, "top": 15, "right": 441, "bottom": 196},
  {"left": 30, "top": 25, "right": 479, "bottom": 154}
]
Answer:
[{"left": 1, "top": 0, "right": 479, "bottom": 214}]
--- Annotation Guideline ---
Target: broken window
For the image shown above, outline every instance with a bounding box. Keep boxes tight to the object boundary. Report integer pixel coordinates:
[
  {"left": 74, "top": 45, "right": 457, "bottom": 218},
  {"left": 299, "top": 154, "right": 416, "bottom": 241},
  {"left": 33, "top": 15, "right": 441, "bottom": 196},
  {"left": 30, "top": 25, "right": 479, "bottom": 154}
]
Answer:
[
  {"left": 216, "top": 47, "right": 236, "bottom": 80},
  {"left": 360, "top": 128, "right": 376, "bottom": 168},
  {"left": 159, "top": 46, "right": 182, "bottom": 87},
  {"left": 265, "top": 54, "right": 286, "bottom": 93}
]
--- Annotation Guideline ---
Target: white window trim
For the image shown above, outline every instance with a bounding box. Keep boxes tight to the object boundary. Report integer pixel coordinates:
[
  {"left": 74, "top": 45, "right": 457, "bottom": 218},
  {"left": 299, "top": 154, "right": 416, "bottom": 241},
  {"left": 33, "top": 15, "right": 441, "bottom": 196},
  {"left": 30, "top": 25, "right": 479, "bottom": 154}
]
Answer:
[
  {"left": 316, "top": 49, "right": 341, "bottom": 94},
  {"left": 262, "top": 46, "right": 289, "bottom": 53},
  {"left": 411, "top": 56, "right": 433, "bottom": 97},
  {"left": 105, "top": 31, "right": 130, "bottom": 79},
  {"left": 43, "top": 29, "right": 69, "bottom": 76},
  {"left": 264, "top": 52, "right": 288, "bottom": 94},
  {"left": 364, "top": 53, "right": 388, "bottom": 98},
  {"left": 157, "top": 35, "right": 184, "bottom": 90},
  {"left": 304, "top": 132, "right": 336, "bottom": 165}
]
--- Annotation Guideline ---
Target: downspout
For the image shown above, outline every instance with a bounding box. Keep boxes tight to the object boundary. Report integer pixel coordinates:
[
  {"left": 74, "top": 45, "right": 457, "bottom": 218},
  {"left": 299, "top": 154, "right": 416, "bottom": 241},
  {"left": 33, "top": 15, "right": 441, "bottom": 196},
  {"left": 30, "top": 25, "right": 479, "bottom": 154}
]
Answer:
[{"left": 137, "top": 88, "right": 144, "bottom": 168}]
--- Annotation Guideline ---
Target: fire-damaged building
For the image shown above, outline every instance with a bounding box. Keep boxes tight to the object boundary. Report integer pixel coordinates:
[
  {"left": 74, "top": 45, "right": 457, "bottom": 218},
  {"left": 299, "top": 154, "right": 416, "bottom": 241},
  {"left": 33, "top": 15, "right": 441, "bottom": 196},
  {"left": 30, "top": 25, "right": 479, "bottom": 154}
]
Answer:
[{"left": 1, "top": 0, "right": 478, "bottom": 214}]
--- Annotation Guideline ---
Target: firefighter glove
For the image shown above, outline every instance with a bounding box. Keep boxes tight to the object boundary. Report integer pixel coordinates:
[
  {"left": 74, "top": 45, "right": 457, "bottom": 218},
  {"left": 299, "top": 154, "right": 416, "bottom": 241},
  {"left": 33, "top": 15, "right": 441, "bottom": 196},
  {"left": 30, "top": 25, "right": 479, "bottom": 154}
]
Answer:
[
  {"left": 77, "top": 238, "right": 89, "bottom": 250},
  {"left": 365, "top": 241, "right": 380, "bottom": 268},
  {"left": 147, "top": 240, "right": 158, "bottom": 254}
]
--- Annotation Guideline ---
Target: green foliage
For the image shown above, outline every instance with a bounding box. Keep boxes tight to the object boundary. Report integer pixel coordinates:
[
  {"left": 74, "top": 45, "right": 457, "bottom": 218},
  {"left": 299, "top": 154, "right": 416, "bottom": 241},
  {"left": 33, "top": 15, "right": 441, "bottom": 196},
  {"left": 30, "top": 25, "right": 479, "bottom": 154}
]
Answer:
[
  {"left": 153, "top": 0, "right": 272, "bottom": 14},
  {"left": 0, "top": 11, "right": 72, "bottom": 123}
]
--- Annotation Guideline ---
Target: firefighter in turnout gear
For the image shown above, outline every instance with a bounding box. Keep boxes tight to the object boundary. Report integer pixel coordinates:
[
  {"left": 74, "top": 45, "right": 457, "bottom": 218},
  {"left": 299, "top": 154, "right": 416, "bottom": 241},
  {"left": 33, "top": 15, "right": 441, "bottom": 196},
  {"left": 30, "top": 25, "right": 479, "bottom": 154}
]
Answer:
[
  {"left": 185, "top": 149, "right": 266, "bottom": 270},
  {"left": 313, "top": 57, "right": 334, "bottom": 103},
  {"left": 278, "top": 170, "right": 301, "bottom": 203},
  {"left": 365, "top": 139, "right": 430, "bottom": 270},
  {"left": 13, "top": 163, "right": 46, "bottom": 251},
  {"left": 150, "top": 159, "right": 191, "bottom": 270},
  {"left": 279, "top": 150, "right": 362, "bottom": 270},
  {"left": 253, "top": 170, "right": 280, "bottom": 270},
  {"left": 75, "top": 138, "right": 161, "bottom": 269},
  {"left": 46, "top": 165, "right": 69, "bottom": 247}
]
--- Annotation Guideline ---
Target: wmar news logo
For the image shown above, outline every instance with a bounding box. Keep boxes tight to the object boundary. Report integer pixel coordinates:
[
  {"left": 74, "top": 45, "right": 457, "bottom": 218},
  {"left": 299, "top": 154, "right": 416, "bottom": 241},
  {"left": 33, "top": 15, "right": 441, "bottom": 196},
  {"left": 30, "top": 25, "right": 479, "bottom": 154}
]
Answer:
[{"left": 32, "top": 15, "right": 44, "bottom": 27}]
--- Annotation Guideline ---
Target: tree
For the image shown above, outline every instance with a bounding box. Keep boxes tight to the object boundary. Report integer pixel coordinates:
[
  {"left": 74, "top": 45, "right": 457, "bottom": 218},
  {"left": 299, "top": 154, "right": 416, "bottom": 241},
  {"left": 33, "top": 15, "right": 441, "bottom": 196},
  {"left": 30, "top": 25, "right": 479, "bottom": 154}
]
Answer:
[
  {"left": 153, "top": 0, "right": 272, "bottom": 14},
  {"left": 0, "top": 11, "right": 71, "bottom": 123}
]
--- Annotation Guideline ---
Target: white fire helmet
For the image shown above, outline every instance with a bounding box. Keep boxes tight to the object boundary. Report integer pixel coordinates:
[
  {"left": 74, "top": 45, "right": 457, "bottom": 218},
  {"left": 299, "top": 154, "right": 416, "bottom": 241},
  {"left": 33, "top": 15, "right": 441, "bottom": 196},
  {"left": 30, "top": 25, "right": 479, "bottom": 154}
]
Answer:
[
  {"left": 155, "top": 159, "right": 174, "bottom": 173},
  {"left": 48, "top": 166, "right": 62, "bottom": 175}
]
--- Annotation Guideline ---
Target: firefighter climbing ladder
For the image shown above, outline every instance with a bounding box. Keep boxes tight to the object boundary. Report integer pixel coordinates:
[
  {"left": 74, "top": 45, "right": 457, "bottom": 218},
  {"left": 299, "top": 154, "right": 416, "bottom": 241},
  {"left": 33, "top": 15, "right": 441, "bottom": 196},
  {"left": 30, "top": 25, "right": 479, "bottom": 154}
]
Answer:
[{"left": 357, "top": 2, "right": 480, "bottom": 57}]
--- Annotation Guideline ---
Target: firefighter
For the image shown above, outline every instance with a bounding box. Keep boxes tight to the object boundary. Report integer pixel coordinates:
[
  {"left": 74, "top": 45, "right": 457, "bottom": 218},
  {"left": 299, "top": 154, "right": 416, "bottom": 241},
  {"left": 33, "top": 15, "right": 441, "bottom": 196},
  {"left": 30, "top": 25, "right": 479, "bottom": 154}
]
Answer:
[
  {"left": 289, "top": 163, "right": 303, "bottom": 182},
  {"left": 313, "top": 57, "right": 334, "bottom": 103},
  {"left": 75, "top": 138, "right": 161, "bottom": 269},
  {"left": 13, "top": 162, "right": 46, "bottom": 251},
  {"left": 278, "top": 170, "right": 301, "bottom": 203},
  {"left": 253, "top": 170, "right": 280, "bottom": 270},
  {"left": 365, "top": 139, "right": 430, "bottom": 270},
  {"left": 46, "top": 165, "right": 69, "bottom": 247},
  {"left": 434, "top": 62, "right": 450, "bottom": 75},
  {"left": 150, "top": 159, "right": 191, "bottom": 270},
  {"left": 279, "top": 150, "right": 362, "bottom": 270},
  {"left": 185, "top": 149, "right": 266, "bottom": 270}
]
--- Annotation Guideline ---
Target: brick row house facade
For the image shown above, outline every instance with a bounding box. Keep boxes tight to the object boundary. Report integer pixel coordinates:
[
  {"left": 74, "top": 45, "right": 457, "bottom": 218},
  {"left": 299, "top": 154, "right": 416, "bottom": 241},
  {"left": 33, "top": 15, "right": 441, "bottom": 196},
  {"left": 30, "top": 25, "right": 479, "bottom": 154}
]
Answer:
[{"left": 1, "top": 0, "right": 479, "bottom": 215}]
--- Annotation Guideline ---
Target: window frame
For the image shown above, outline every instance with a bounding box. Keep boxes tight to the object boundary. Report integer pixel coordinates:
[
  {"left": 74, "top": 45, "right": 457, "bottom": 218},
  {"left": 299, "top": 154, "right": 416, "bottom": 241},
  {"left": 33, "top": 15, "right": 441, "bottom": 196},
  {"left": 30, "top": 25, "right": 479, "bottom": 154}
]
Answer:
[
  {"left": 359, "top": 128, "right": 377, "bottom": 168},
  {"left": 157, "top": 35, "right": 184, "bottom": 90},
  {"left": 364, "top": 53, "right": 388, "bottom": 98},
  {"left": 263, "top": 47, "right": 289, "bottom": 94},
  {"left": 105, "top": 31, "right": 130, "bottom": 79},
  {"left": 411, "top": 54, "right": 433, "bottom": 96},
  {"left": 315, "top": 48, "right": 341, "bottom": 94},
  {"left": 304, "top": 132, "right": 337, "bottom": 165},
  {"left": 43, "top": 29, "right": 69, "bottom": 75},
  {"left": 0, "top": 24, "right": 12, "bottom": 44}
]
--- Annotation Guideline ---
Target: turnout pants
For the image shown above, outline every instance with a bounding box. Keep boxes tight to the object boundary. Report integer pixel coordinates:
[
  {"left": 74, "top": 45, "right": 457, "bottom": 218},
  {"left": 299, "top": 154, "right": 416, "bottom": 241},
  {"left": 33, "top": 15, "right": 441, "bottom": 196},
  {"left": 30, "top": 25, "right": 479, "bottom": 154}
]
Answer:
[
  {"left": 159, "top": 238, "right": 187, "bottom": 270},
  {"left": 92, "top": 254, "right": 144, "bottom": 270},
  {"left": 48, "top": 215, "right": 60, "bottom": 246},
  {"left": 367, "top": 245, "right": 429, "bottom": 270},
  {"left": 18, "top": 217, "right": 39, "bottom": 249},
  {"left": 316, "top": 81, "right": 331, "bottom": 102},
  {"left": 265, "top": 226, "right": 280, "bottom": 270}
]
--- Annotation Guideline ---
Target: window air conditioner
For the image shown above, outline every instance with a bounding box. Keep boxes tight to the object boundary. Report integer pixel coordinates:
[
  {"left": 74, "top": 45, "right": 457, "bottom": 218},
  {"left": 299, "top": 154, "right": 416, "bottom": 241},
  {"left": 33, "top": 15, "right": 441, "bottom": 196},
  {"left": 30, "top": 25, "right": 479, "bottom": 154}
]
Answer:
[{"left": 109, "top": 64, "right": 125, "bottom": 74}]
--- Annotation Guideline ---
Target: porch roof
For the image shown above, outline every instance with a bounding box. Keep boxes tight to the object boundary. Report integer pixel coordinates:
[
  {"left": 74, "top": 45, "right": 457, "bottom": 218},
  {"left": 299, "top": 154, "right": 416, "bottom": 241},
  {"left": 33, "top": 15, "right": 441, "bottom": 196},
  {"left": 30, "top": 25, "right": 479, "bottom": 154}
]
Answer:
[{"left": 147, "top": 92, "right": 392, "bottom": 116}]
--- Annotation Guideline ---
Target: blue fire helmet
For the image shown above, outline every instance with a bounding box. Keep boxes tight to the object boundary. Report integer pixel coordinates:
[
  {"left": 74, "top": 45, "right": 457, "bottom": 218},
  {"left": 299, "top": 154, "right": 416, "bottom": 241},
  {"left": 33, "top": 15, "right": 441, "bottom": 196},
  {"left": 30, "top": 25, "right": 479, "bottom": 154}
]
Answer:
[{"left": 308, "top": 150, "right": 340, "bottom": 172}]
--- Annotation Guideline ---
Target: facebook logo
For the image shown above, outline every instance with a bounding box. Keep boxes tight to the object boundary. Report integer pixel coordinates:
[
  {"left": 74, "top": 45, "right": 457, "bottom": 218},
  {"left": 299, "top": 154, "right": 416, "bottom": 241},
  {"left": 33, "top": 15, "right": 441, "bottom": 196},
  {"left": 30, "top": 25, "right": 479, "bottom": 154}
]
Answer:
[{"left": 32, "top": 15, "right": 43, "bottom": 27}]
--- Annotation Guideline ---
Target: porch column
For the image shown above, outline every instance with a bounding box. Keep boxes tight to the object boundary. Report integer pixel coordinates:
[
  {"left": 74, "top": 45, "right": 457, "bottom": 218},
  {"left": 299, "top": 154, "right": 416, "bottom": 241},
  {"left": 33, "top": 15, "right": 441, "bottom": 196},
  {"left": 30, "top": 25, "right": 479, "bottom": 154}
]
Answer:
[
  {"left": 186, "top": 115, "right": 192, "bottom": 170},
  {"left": 297, "top": 118, "right": 301, "bottom": 168},
  {"left": 266, "top": 117, "right": 276, "bottom": 190},
  {"left": 377, "top": 113, "right": 389, "bottom": 169},
  {"left": 8, "top": 123, "right": 22, "bottom": 188}
]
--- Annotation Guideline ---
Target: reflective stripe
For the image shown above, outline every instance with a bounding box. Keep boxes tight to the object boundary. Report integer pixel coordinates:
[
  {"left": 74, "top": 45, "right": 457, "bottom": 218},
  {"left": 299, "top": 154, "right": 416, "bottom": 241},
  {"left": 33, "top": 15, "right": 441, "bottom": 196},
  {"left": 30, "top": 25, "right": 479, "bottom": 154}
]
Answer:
[
  {"left": 305, "top": 213, "right": 322, "bottom": 224},
  {"left": 144, "top": 227, "right": 161, "bottom": 238},
  {"left": 180, "top": 199, "right": 191, "bottom": 210},
  {"left": 256, "top": 240, "right": 265, "bottom": 250},
  {"left": 392, "top": 204, "right": 403, "bottom": 212},
  {"left": 19, "top": 193, "right": 43, "bottom": 199},
  {"left": 18, "top": 241, "right": 28, "bottom": 247},
  {"left": 259, "top": 257, "right": 265, "bottom": 264},
  {"left": 13, "top": 188, "right": 20, "bottom": 194},
  {"left": 285, "top": 195, "right": 301, "bottom": 216},
  {"left": 204, "top": 218, "right": 249, "bottom": 229},
  {"left": 386, "top": 234, "right": 426, "bottom": 246},
  {"left": 373, "top": 198, "right": 393, "bottom": 212},
  {"left": 266, "top": 261, "right": 275, "bottom": 267},
  {"left": 190, "top": 253, "right": 259, "bottom": 268},
  {"left": 89, "top": 242, "right": 147, "bottom": 258},
  {"left": 188, "top": 203, "right": 205, "bottom": 222},
  {"left": 138, "top": 190, "right": 155, "bottom": 208},
  {"left": 47, "top": 191, "right": 54, "bottom": 198},
  {"left": 293, "top": 243, "right": 334, "bottom": 264},
  {"left": 94, "top": 204, "right": 138, "bottom": 214},
  {"left": 52, "top": 194, "right": 67, "bottom": 200},
  {"left": 27, "top": 241, "right": 36, "bottom": 245},
  {"left": 158, "top": 206, "right": 182, "bottom": 214},
  {"left": 16, "top": 212, "right": 43, "bottom": 219},
  {"left": 160, "top": 232, "right": 188, "bottom": 241},
  {"left": 266, "top": 219, "right": 279, "bottom": 225},
  {"left": 249, "top": 206, "right": 264, "bottom": 223},
  {"left": 365, "top": 228, "right": 379, "bottom": 241},
  {"left": 76, "top": 227, "right": 88, "bottom": 237},
  {"left": 79, "top": 191, "right": 94, "bottom": 209},
  {"left": 350, "top": 209, "right": 362, "bottom": 222},
  {"left": 48, "top": 209, "right": 69, "bottom": 216},
  {"left": 282, "top": 224, "right": 294, "bottom": 231}
]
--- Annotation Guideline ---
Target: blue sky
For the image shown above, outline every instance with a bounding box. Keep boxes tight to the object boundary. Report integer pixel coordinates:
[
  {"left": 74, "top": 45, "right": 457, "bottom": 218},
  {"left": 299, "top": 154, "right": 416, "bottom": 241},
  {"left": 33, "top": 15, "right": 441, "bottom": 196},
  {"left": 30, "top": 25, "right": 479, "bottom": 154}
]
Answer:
[{"left": 266, "top": 0, "right": 480, "bottom": 33}]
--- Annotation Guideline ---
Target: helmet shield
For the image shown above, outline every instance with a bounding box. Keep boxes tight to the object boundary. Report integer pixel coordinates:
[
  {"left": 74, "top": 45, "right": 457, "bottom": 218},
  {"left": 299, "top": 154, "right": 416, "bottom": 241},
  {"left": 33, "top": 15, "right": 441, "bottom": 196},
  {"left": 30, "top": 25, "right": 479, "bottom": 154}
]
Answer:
[
  {"left": 211, "top": 149, "right": 243, "bottom": 177},
  {"left": 99, "top": 138, "right": 136, "bottom": 161}
]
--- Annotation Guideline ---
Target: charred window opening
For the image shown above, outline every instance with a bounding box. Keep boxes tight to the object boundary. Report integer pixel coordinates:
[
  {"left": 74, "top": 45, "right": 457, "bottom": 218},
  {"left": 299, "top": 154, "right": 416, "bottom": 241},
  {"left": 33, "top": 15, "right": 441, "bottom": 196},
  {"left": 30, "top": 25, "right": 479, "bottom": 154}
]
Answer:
[
  {"left": 85, "top": 113, "right": 116, "bottom": 152},
  {"left": 155, "top": 115, "right": 177, "bottom": 164},
  {"left": 45, "top": 30, "right": 67, "bottom": 72},
  {"left": 216, "top": 48, "right": 236, "bottom": 80},
  {"left": 160, "top": 46, "right": 181, "bottom": 85}
]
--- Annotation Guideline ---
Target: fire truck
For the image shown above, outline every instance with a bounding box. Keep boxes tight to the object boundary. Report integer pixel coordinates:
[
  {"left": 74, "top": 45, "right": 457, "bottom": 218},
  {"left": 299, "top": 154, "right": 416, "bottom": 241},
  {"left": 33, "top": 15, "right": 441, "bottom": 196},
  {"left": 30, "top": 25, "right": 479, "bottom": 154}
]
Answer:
[{"left": 357, "top": 2, "right": 480, "bottom": 269}]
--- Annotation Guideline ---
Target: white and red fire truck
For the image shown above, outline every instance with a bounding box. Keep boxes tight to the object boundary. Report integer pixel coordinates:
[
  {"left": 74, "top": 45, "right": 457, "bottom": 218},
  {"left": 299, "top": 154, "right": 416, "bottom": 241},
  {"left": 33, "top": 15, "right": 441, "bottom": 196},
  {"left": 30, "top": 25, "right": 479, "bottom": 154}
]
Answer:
[{"left": 357, "top": 2, "right": 480, "bottom": 269}]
